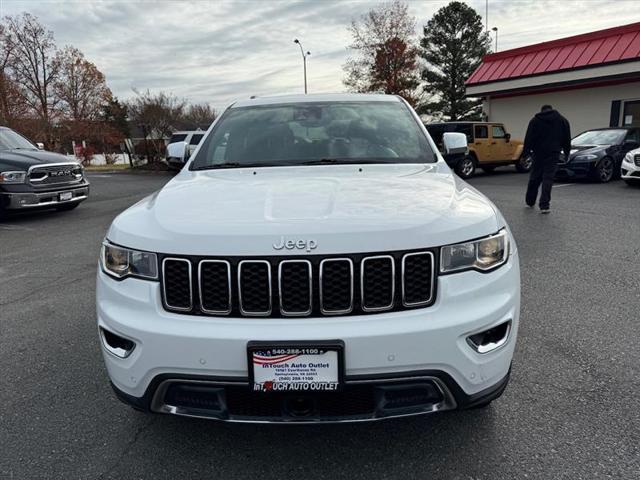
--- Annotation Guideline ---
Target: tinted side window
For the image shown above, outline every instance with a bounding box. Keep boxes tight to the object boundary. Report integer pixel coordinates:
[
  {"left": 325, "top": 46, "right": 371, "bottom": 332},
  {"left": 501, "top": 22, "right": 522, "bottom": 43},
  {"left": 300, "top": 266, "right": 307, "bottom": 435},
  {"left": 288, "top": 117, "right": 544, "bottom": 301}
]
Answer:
[
  {"left": 475, "top": 125, "right": 488, "bottom": 139},
  {"left": 624, "top": 129, "right": 640, "bottom": 144},
  {"left": 189, "top": 134, "right": 204, "bottom": 145},
  {"left": 455, "top": 125, "right": 473, "bottom": 143},
  {"left": 492, "top": 125, "right": 506, "bottom": 138},
  {"left": 169, "top": 134, "right": 187, "bottom": 143},
  {"left": 425, "top": 125, "right": 445, "bottom": 147}
]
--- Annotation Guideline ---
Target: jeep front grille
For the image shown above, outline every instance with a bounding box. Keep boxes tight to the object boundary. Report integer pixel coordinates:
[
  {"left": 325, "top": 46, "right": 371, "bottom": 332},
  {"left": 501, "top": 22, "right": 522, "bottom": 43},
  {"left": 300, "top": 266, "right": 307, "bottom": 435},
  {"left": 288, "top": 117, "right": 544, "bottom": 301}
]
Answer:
[{"left": 161, "top": 250, "right": 436, "bottom": 318}]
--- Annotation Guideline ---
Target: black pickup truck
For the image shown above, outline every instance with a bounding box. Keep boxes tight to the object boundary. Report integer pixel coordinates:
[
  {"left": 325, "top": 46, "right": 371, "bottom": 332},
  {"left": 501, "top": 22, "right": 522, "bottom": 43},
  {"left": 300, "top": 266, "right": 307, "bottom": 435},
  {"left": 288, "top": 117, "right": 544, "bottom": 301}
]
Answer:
[{"left": 0, "top": 127, "right": 89, "bottom": 219}]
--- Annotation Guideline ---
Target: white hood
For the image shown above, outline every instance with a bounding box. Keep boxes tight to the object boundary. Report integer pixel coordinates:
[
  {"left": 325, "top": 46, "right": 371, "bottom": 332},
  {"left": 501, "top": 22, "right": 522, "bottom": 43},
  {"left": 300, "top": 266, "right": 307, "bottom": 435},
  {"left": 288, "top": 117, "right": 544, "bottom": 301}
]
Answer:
[{"left": 107, "top": 163, "right": 501, "bottom": 256}]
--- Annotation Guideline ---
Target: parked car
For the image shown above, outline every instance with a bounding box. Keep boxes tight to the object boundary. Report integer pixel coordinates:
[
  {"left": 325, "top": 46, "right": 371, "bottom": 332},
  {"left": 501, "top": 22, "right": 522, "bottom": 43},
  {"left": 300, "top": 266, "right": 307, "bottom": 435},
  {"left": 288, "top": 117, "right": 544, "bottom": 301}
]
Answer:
[
  {"left": 97, "top": 93, "right": 520, "bottom": 423},
  {"left": 621, "top": 147, "right": 640, "bottom": 185},
  {"left": 165, "top": 130, "right": 205, "bottom": 170},
  {"left": 0, "top": 126, "right": 89, "bottom": 220},
  {"left": 425, "top": 121, "right": 530, "bottom": 179},
  {"left": 557, "top": 127, "right": 640, "bottom": 182}
]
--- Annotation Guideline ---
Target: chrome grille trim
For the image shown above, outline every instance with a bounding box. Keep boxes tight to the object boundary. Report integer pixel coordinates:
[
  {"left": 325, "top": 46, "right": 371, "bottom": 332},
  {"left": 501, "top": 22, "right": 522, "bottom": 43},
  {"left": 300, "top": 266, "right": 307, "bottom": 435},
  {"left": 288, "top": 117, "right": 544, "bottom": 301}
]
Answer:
[
  {"left": 27, "top": 162, "right": 84, "bottom": 186},
  {"left": 162, "top": 258, "right": 193, "bottom": 312},
  {"left": 237, "top": 260, "right": 272, "bottom": 317},
  {"left": 198, "top": 260, "right": 232, "bottom": 315},
  {"left": 360, "top": 255, "right": 395, "bottom": 313},
  {"left": 634, "top": 154, "right": 640, "bottom": 167},
  {"left": 319, "top": 258, "right": 354, "bottom": 315},
  {"left": 401, "top": 251, "right": 435, "bottom": 307},
  {"left": 278, "top": 259, "right": 312, "bottom": 317}
]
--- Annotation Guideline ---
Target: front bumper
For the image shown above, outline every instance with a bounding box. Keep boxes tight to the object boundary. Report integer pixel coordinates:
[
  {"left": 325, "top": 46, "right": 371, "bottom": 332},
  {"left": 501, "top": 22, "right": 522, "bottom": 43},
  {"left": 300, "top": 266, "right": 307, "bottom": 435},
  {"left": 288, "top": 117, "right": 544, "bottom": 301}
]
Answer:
[
  {"left": 621, "top": 156, "right": 640, "bottom": 181},
  {"left": 555, "top": 160, "right": 595, "bottom": 179},
  {"left": 1, "top": 184, "right": 89, "bottom": 210},
  {"left": 97, "top": 252, "right": 520, "bottom": 422}
]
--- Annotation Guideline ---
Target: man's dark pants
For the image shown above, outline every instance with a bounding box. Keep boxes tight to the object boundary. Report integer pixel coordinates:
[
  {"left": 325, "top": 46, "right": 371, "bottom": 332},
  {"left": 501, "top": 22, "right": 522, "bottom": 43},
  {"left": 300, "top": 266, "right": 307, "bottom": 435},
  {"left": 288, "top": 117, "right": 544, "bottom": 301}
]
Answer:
[{"left": 525, "top": 155, "right": 559, "bottom": 209}]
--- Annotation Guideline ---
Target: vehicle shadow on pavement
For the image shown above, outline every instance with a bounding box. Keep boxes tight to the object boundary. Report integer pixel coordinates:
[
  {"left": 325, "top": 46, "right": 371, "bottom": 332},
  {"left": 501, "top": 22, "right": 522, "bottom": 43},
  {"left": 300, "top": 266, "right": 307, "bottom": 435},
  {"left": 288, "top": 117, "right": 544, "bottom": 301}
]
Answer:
[{"left": 104, "top": 407, "right": 500, "bottom": 478}]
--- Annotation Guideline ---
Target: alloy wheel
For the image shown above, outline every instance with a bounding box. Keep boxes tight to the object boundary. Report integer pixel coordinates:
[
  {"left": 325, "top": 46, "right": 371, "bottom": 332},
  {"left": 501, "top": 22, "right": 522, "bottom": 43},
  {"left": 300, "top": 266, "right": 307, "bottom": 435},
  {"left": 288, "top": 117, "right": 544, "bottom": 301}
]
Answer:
[
  {"left": 598, "top": 158, "right": 614, "bottom": 182},
  {"left": 457, "top": 156, "right": 475, "bottom": 179}
]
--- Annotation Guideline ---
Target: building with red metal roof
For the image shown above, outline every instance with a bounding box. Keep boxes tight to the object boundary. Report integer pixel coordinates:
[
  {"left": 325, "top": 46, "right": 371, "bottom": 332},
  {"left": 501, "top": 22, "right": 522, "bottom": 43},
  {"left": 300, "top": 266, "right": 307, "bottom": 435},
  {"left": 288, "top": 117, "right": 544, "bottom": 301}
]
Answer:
[{"left": 465, "top": 22, "right": 640, "bottom": 139}]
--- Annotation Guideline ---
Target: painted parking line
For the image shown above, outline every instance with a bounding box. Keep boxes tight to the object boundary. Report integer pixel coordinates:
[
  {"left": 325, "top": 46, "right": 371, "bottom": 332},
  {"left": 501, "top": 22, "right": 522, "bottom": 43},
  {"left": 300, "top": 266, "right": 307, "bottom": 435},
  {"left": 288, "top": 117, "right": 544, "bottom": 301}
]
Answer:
[{"left": 555, "top": 183, "right": 576, "bottom": 188}]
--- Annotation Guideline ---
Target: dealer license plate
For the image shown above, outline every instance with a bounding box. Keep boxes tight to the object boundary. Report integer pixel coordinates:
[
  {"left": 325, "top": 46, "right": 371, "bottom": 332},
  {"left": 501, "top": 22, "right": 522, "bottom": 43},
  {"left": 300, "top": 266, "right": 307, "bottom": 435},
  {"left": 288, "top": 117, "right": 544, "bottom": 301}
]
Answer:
[
  {"left": 59, "top": 192, "right": 73, "bottom": 201},
  {"left": 248, "top": 342, "right": 343, "bottom": 393}
]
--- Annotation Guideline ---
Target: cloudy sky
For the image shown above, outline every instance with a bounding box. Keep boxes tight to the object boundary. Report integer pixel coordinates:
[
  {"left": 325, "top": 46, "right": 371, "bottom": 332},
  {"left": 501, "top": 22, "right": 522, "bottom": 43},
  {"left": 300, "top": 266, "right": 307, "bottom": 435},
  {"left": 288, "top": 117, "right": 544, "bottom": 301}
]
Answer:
[{"left": 2, "top": 0, "right": 639, "bottom": 110}]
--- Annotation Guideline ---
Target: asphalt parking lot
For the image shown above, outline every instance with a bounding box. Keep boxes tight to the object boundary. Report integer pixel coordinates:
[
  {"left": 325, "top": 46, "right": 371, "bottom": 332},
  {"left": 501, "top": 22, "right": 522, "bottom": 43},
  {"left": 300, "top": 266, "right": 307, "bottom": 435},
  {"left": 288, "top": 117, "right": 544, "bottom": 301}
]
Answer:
[{"left": 1, "top": 170, "right": 639, "bottom": 479}]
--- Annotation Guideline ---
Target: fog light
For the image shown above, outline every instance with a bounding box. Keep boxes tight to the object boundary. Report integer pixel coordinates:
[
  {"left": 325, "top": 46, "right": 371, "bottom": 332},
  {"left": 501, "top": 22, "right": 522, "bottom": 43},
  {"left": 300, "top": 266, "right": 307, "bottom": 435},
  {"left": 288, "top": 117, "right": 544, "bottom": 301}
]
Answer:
[
  {"left": 100, "top": 328, "right": 136, "bottom": 358},
  {"left": 467, "top": 321, "right": 511, "bottom": 354}
]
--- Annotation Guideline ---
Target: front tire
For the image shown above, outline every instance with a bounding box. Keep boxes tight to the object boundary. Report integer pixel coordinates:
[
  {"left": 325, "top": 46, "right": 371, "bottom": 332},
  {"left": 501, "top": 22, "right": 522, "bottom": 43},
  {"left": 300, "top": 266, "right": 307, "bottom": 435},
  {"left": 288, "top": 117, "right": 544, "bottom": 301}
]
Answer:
[
  {"left": 515, "top": 154, "right": 533, "bottom": 173},
  {"left": 455, "top": 156, "right": 476, "bottom": 179},
  {"left": 594, "top": 157, "right": 614, "bottom": 183}
]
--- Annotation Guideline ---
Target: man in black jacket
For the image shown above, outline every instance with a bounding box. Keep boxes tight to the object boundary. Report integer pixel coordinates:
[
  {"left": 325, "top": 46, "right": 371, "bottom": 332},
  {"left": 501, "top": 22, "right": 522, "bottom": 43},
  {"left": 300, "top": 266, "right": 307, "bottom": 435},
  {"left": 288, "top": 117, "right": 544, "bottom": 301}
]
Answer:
[{"left": 523, "top": 105, "right": 571, "bottom": 213}]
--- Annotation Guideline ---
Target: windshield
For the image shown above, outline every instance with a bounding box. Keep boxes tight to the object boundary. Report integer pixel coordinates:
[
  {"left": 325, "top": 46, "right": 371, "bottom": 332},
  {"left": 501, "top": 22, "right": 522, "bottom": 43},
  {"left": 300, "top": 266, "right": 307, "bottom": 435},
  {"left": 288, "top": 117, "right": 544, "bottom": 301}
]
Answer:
[
  {"left": 0, "top": 128, "right": 38, "bottom": 151},
  {"left": 572, "top": 129, "right": 626, "bottom": 146},
  {"left": 190, "top": 101, "right": 435, "bottom": 170}
]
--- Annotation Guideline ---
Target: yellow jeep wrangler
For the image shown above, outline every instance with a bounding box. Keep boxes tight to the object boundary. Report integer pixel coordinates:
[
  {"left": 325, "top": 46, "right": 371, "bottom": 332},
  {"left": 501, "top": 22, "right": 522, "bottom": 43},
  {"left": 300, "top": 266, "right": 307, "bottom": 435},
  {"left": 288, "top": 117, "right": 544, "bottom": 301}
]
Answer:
[{"left": 425, "top": 122, "right": 531, "bottom": 179}]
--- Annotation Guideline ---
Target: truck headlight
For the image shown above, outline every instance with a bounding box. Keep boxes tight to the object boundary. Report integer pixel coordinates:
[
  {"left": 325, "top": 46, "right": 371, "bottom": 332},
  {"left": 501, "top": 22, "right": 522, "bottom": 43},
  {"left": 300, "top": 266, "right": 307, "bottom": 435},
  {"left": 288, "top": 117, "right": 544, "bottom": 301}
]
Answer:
[
  {"left": 0, "top": 171, "right": 27, "bottom": 184},
  {"left": 440, "top": 229, "right": 509, "bottom": 273},
  {"left": 101, "top": 241, "right": 158, "bottom": 280}
]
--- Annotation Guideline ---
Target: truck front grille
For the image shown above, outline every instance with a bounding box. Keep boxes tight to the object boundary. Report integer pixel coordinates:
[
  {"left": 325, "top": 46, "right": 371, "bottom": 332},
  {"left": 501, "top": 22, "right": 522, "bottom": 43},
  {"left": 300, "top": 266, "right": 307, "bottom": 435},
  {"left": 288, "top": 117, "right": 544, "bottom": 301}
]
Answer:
[
  {"left": 161, "top": 250, "right": 436, "bottom": 318},
  {"left": 28, "top": 163, "right": 84, "bottom": 186}
]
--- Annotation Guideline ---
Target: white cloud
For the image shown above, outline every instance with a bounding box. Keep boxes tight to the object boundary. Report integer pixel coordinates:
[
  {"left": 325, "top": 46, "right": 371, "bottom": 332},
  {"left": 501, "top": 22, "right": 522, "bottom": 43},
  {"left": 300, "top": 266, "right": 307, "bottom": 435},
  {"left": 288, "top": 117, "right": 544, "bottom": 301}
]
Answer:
[{"left": 1, "top": 0, "right": 639, "bottom": 110}]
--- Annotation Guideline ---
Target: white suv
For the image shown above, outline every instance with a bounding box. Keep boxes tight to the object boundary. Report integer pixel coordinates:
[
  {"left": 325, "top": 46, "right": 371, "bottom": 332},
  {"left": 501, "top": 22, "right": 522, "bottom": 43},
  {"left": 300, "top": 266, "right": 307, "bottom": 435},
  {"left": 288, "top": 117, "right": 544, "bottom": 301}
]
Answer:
[
  {"left": 621, "top": 147, "right": 640, "bottom": 185},
  {"left": 97, "top": 94, "right": 520, "bottom": 423}
]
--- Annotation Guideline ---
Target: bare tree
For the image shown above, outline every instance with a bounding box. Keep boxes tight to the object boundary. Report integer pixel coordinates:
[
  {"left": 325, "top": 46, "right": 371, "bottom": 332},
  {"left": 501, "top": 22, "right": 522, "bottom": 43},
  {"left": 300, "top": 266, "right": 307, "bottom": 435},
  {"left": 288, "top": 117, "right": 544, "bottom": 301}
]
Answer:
[
  {"left": 128, "top": 89, "right": 187, "bottom": 160},
  {"left": 55, "top": 46, "right": 112, "bottom": 121},
  {"left": 3, "top": 13, "right": 60, "bottom": 141},
  {"left": 343, "top": 0, "right": 420, "bottom": 104},
  {"left": 0, "top": 24, "right": 26, "bottom": 126},
  {"left": 182, "top": 102, "right": 216, "bottom": 130}
]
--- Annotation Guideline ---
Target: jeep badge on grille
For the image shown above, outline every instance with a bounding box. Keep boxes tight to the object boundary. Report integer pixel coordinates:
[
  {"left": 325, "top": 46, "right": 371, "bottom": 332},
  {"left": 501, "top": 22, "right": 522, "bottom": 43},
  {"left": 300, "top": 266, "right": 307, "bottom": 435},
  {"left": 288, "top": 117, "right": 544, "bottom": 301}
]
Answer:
[{"left": 272, "top": 237, "right": 318, "bottom": 252}]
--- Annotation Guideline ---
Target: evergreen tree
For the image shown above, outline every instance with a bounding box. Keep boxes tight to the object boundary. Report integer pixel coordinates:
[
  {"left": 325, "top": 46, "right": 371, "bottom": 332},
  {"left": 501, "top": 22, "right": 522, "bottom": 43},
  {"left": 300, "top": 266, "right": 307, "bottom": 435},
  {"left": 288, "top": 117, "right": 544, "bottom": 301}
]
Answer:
[{"left": 419, "top": 1, "right": 490, "bottom": 120}]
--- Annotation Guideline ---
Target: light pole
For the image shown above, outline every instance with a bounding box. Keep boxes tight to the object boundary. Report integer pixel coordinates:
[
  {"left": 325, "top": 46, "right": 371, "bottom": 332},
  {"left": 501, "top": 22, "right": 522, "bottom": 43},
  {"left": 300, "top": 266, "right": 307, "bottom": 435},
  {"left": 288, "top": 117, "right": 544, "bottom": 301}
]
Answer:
[
  {"left": 485, "top": 0, "right": 488, "bottom": 33},
  {"left": 293, "top": 39, "right": 310, "bottom": 94},
  {"left": 492, "top": 27, "right": 498, "bottom": 52}
]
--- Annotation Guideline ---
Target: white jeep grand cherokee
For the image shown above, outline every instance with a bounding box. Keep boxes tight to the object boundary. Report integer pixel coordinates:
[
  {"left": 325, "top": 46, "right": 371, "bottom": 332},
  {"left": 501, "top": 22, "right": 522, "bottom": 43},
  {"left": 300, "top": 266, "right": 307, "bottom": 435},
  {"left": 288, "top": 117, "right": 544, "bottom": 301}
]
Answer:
[{"left": 97, "top": 93, "right": 520, "bottom": 423}]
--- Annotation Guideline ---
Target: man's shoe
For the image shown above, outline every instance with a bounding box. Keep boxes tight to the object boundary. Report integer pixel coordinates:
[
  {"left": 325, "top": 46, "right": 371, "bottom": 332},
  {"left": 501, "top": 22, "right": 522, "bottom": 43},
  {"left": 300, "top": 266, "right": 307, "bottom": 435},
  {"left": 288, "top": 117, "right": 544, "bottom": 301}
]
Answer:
[{"left": 540, "top": 208, "right": 550, "bottom": 214}]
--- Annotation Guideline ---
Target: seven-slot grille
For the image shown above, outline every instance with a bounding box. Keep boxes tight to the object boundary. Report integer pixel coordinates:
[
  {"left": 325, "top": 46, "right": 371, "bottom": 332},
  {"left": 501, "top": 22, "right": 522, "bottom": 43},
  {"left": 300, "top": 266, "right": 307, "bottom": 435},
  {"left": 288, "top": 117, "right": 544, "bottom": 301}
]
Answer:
[
  {"left": 634, "top": 154, "right": 640, "bottom": 167},
  {"left": 161, "top": 251, "right": 435, "bottom": 318}
]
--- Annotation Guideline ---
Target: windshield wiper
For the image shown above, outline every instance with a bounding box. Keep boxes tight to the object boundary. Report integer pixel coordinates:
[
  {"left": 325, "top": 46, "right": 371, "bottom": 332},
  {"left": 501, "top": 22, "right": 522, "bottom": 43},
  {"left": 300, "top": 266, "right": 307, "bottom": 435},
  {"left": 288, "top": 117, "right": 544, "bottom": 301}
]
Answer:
[
  {"left": 192, "top": 162, "right": 282, "bottom": 170},
  {"left": 301, "top": 158, "right": 400, "bottom": 165}
]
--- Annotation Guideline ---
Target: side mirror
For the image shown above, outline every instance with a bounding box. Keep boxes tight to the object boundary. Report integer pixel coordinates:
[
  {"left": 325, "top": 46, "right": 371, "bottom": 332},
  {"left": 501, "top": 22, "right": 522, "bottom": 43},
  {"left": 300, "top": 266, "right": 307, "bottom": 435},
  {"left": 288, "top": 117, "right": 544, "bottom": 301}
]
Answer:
[
  {"left": 166, "top": 141, "right": 189, "bottom": 163},
  {"left": 36, "top": 142, "right": 45, "bottom": 150},
  {"left": 505, "top": 133, "right": 511, "bottom": 142},
  {"left": 442, "top": 132, "right": 468, "bottom": 155}
]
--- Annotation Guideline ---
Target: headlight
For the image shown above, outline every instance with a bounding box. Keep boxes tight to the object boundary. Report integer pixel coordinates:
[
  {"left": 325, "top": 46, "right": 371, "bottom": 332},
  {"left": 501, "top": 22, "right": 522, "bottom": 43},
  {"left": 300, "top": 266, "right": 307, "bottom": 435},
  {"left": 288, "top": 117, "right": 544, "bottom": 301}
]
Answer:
[
  {"left": 574, "top": 154, "right": 598, "bottom": 161},
  {"left": 101, "top": 241, "right": 158, "bottom": 280},
  {"left": 441, "top": 229, "right": 509, "bottom": 273},
  {"left": 0, "top": 171, "right": 27, "bottom": 184},
  {"left": 623, "top": 152, "right": 634, "bottom": 163}
]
